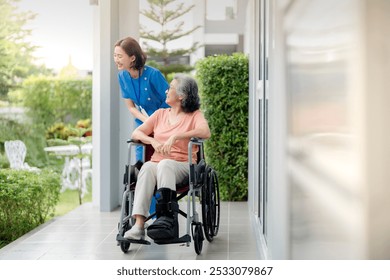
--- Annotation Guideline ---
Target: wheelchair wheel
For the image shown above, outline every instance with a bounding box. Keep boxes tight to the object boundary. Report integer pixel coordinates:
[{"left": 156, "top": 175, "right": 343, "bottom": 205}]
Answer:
[
  {"left": 202, "top": 167, "right": 221, "bottom": 242},
  {"left": 120, "top": 240, "right": 130, "bottom": 253},
  {"left": 192, "top": 223, "right": 203, "bottom": 255},
  {"left": 118, "top": 217, "right": 131, "bottom": 253},
  {"left": 118, "top": 192, "right": 135, "bottom": 253}
]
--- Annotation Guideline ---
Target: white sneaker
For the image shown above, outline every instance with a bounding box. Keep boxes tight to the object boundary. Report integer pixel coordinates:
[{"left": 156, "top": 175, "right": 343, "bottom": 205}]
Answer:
[{"left": 124, "top": 224, "right": 145, "bottom": 240}]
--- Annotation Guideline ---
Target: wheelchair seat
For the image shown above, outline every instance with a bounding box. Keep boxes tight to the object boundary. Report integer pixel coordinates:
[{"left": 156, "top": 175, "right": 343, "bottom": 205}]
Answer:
[
  {"left": 116, "top": 138, "right": 220, "bottom": 255},
  {"left": 127, "top": 143, "right": 206, "bottom": 195}
]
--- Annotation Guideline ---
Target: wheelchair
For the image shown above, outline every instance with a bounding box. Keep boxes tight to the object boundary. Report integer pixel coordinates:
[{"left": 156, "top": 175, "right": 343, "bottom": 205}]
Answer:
[{"left": 116, "top": 138, "right": 220, "bottom": 255}]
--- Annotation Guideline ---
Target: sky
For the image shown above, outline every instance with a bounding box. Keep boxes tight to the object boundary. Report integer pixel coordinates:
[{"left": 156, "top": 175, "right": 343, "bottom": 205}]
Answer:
[
  {"left": 15, "top": 0, "right": 222, "bottom": 72},
  {"left": 16, "top": 0, "right": 193, "bottom": 71},
  {"left": 17, "top": 0, "right": 93, "bottom": 71}
]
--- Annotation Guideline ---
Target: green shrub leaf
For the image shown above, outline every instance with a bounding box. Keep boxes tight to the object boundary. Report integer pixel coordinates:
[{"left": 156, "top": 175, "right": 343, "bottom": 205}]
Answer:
[{"left": 196, "top": 53, "right": 249, "bottom": 201}]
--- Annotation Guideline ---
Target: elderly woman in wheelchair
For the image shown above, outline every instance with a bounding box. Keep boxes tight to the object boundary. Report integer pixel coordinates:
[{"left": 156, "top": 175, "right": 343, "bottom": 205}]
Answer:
[{"left": 124, "top": 74, "right": 211, "bottom": 242}]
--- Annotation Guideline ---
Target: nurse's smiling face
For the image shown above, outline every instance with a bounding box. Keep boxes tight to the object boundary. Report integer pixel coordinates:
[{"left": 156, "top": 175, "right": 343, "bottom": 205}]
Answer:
[{"left": 113, "top": 46, "right": 134, "bottom": 71}]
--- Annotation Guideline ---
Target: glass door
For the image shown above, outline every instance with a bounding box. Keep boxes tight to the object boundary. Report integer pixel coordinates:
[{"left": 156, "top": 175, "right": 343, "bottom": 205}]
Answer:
[{"left": 257, "top": 0, "right": 269, "bottom": 241}]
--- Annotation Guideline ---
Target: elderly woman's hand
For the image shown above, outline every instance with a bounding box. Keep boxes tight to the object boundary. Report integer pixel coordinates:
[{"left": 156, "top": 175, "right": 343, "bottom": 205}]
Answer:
[
  {"left": 161, "top": 135, "right": 177, "bottom": 155},
  {"left": 151, "top": 139, "right": 164, "bottom": 154}
]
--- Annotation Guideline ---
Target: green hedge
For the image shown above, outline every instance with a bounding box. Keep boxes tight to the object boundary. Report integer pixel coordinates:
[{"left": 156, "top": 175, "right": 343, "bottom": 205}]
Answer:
[
  {"left": 196, "top": 53, "right": 249, "bottom": 201},
  {"left": 0, "top": 169, "right": 61, "bottom": 244},
  {"left": 0, "top": 117, "right": 51, "bottom": 169},
  {"left": 21, "top": 76, "right": 92, "bottom": 130}
]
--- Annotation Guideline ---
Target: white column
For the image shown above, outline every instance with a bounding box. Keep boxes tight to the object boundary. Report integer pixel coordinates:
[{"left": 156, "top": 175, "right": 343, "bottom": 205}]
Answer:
[
  {"left": 118, "top": 0, "right": 140, "bottom": 205},
  {"left": 92, "top": 0, "right": 139, "bottom": 211},
  {"left": 91, "top": 1, "right": 101, "bottom": 209},
  {"left": 92, "top": 0, "right": 119, "bottom": 212}
]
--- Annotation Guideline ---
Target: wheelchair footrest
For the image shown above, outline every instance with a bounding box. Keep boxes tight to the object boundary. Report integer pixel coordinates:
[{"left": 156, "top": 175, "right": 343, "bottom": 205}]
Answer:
[
  {"left": 153, "top": 234, "right": 191, "bottom": 245},
  {"left": 116, "top": 234, "right": 151, "bottom": 245}
]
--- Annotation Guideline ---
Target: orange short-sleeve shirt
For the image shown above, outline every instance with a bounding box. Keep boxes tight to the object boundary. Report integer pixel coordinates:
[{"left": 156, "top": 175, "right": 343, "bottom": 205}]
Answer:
[{"left": 144, "top": 108, "right": 208, "bottom": 163}]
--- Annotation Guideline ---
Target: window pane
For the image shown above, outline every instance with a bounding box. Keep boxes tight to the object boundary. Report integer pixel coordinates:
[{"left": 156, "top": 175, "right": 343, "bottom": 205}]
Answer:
[{"left": 206, "top": 0, "right": 237, "bottom": 20}]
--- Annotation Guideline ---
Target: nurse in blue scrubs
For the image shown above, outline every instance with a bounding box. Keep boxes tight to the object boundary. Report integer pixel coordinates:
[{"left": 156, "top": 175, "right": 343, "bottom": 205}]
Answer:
[{"left": 114, "top": 36, "right": 169, "bottom": 161}]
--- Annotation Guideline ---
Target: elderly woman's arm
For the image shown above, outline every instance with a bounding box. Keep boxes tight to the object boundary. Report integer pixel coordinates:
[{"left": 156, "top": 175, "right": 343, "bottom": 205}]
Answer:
[
  {"left": 131, "top": 122, "right": 164, "bottom": 152},
  {"left": 171, "top": 123, "right": 210, "bottom": 141},
  {"left": 161, "top": 119, "right": 210, "bottom": 155}
]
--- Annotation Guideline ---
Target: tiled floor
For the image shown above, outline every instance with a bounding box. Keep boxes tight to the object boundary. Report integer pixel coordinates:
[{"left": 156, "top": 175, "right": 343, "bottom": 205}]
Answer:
[{"left": 0, "top": 201, "right": 263, "bottom": 260}]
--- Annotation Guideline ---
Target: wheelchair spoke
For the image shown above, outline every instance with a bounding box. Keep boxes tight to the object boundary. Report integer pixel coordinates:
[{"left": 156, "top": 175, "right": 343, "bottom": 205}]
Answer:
[{"left": 202, "top": 166, "right": 220, "bottom": 242}]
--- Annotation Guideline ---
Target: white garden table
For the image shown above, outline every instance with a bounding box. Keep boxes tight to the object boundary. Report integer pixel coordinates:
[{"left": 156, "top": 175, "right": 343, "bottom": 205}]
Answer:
[{"left": 44, "top": 143, "right": 92, "bottom": 195}]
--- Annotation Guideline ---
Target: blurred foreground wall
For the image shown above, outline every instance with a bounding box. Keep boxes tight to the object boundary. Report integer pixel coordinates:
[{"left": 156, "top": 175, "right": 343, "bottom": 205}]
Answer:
[{"left": 247, "top": 0, "right": 390, "bottom": 259}]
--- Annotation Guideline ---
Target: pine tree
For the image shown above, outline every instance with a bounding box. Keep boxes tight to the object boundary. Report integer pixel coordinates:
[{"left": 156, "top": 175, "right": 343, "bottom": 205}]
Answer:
[{"left": 140, "top": 0, "right": 201, "bottom": 76}]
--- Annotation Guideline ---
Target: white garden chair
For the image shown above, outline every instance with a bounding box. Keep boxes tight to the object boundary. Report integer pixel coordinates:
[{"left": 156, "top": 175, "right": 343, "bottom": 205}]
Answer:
[
  {"left": 4, "top": 140, "right": 39, "bottom": 172},
  {"left": 61, "top": 156, "right": 92, "bottom": 197}
]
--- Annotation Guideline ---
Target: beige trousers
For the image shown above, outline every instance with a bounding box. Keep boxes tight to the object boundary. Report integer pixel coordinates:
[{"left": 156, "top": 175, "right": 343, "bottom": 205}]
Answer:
[{"left": 132, "top": 159, "right": 189, "bottom": 218}]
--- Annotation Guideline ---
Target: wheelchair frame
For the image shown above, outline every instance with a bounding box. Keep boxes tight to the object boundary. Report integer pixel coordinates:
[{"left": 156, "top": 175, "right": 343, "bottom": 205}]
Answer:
[{"left": 116, "top": 138, "right": 220, "bottom": 255}]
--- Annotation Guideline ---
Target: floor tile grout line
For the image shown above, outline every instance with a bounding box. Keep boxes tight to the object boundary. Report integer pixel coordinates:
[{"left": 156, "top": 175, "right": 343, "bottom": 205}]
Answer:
[
  {"left": 133, "top": 242, "right": 145, "bottom": 259},
  {"left": 95, "top": 227, "right": 118, "bottom": 251},
  {"left": 227, "top": 201, "right": 230, "bottom": 260},
  {"left": 1, "top": 201, "right": 256, "bottom": 260}
]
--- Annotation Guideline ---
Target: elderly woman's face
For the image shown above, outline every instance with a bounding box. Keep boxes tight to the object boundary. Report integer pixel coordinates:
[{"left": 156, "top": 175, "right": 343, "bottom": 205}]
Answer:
[
  {"left": 165, "top": 79, "right": 182, "bottom": 107},
  {"left": 113, "top": 46, "right": 134, "bottom": 71}
]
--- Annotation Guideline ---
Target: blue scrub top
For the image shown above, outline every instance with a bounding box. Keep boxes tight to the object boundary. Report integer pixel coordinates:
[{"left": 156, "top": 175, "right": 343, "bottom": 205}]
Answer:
[{"left": 118, "top": 66, "right": 169, "bottom": 125}]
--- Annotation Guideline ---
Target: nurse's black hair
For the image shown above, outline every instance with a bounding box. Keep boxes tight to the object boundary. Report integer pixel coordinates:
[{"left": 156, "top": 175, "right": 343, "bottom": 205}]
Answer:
[{"left": 114, "top": 36, "right": 147, "bottom": 70}]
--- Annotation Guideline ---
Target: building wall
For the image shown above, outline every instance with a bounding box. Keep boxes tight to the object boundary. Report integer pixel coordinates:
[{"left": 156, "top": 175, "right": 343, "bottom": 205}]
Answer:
[
  {"left": 364, "top": 0, "right": 390, "bottom": 259},
  {"left": 192, "top": 0, "right": 249, "bottom": 62},
  {"left": 249, "top": 0, "right": 390, "bottom": 259}
]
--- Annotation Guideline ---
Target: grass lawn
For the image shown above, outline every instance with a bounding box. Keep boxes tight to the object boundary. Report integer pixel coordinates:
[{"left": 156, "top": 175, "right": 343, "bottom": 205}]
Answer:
[{"left": 54, "top": 186, "right": 92, "bottom": 217}]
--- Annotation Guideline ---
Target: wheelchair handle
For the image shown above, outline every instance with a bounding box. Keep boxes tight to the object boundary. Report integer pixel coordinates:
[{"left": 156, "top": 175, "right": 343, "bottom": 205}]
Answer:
[{"left": 127, "top": 139, "right": 142, "bottom": 144}]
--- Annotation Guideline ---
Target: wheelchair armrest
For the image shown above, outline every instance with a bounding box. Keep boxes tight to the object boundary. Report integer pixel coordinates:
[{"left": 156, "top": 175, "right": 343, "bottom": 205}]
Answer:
[
  {"left": 126, "top": 139, "right": 154, "bottom": 162},
  {"left": 129, "top": 138, "right": 203, "bottom": 143},
  {"left": 127, "top": 139, "right": 146, "bottom": 147},
  {"left": 190, "top": 137, "right": 205, "bottom": 143},
  {"left": 127, "top": 139, "right": 141, "bottom": 144},
  {"left": 127, "top": 139, "right": 146, "bottom": 149}
]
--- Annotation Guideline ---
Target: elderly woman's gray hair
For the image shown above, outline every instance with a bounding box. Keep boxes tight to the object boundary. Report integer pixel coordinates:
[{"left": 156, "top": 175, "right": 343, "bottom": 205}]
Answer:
[{"left": 173, "top": 74, "right": 200, "bottom": 113}]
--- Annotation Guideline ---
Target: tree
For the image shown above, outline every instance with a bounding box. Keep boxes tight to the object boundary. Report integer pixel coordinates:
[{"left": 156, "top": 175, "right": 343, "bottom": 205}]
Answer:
[
  {"left": 0, "top": 0, "right": 49, "bottom": 100},
  {"left": 140, "top": 0, "right": 201, "bottom": 76}
]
